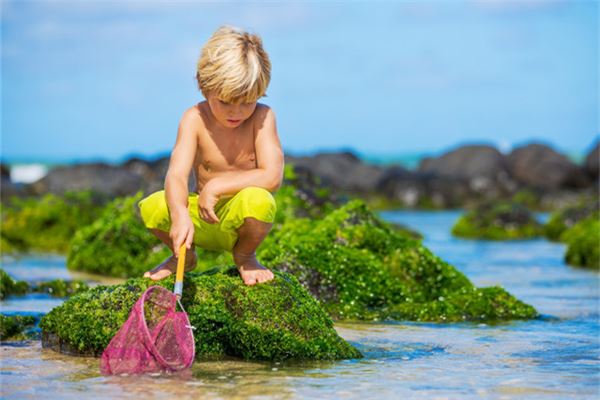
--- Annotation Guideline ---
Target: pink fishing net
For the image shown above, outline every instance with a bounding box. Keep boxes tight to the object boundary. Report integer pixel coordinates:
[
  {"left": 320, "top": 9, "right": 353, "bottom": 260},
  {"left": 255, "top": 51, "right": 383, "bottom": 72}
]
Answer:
[{"left": 100, "top": 285, "right": 195, "bottom": 375}]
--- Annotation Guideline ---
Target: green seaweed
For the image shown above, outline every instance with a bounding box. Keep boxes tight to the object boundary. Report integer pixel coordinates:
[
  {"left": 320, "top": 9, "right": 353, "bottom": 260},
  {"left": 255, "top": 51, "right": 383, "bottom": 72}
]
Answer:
[
  {"left": 0, "top": 268, "right": 29, "bottom": 299},
  {"left": 258, "top": 200, "right": 537, "bottom": 322},
  {"left": 35, "top": 279, "right": 90, "bottom": 297},
  {"left": 0, "top": 268, "right": 89, "bottom": 298},
  {"left": 40, "top": 268, "right": 362, "bottom": 361},
  {"left": 0, "top": 315, "right": 37, "bottom": 341},
  {"left": 560, "top": 213, "right": 600, "bottom": 270},
  {"left": 451, "top": 201, "right": 543, "bottom": 240},
  {"left": 1, "top": 190, "right": 105, "bottom": 253},
  {"left": 544, "top": 199, "right": 599, "bottom": 242},
  {"left": 66, "top": 192, "right": 174, "bottom": 277}
]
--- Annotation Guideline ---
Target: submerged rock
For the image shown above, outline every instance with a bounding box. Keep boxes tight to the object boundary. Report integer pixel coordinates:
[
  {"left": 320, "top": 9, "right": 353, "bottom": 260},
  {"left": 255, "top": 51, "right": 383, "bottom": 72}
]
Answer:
[
  {"left": 561, "top": 214, "right": 600, "bottom": 270},
  {"left": 451, "top": 201, "right": 543, "bottom": 240},
  {"left": 40, "top": 268, "right": 362, "bottom": 361}
]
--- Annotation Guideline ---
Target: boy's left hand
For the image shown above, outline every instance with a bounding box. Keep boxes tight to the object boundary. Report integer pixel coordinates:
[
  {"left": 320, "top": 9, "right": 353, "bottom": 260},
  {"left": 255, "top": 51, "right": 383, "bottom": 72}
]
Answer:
[{"left": 198, "top": 182, "right": 221, "bottom": 224}]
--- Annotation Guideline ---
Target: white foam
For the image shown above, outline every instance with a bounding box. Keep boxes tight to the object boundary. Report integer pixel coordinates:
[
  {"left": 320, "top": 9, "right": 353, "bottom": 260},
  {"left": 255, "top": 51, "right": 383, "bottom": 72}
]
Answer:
[{"left": 9, "top": 164, "right": 48, "bottom": 183}]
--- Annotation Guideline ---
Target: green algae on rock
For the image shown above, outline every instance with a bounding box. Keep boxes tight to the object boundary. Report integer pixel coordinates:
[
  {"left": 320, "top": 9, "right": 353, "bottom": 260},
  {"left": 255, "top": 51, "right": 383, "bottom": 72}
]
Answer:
[
  {"left": 40, "top": 268, "right": 362, "bottom": 361},
  {"left": 544, "top": 199, "right": 599, "bottom": 242},
  {"left": 1, "top": 191, "right": 105, "bottom": 253},
  {"left": 34, "top": 279, "right": 90, "bottom": 298},
  {"left": 0, "top": 315, "right": 37, "bottom": 341},
  {"left": 0, "top": 268, "right": 89, "bottom": 299},
  {"left": 66, "top": 191, "right": 236, "bottom": 278},
  {"left": 560, "top": 214, "right": 600, "bottom": 270},
  {"left": 67, "top": 192, "right": 174, "bottom": 277},
  {"left": 0, "top": 269, "right": 29, "bottom": 299},
  {"left": 257, "top": 200, "right": 538, "bottom": 322},
  {"left": 451, "top": 201, "right": 543, "bottom": 240}
]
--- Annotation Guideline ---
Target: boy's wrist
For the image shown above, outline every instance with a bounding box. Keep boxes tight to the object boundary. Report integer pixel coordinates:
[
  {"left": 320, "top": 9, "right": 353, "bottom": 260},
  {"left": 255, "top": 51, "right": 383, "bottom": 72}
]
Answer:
[{"left": 171, "top": 207, "right": 190, "bottom": 222}]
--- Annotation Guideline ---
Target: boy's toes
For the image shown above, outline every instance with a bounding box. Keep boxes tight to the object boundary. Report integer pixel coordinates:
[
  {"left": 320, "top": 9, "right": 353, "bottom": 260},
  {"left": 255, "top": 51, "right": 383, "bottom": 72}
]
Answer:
[
  {"left": 257, "top": 271, "right": 274, "bottom": 283},
  {"left": 149, "top": 269, "right": 173, "bottom": 281}
]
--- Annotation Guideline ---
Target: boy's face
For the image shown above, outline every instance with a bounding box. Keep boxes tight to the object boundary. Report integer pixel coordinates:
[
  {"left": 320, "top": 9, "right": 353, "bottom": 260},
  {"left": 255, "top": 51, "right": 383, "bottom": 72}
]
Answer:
[{"left": 206, "top": 91, "right": 257, "bottom": 129}]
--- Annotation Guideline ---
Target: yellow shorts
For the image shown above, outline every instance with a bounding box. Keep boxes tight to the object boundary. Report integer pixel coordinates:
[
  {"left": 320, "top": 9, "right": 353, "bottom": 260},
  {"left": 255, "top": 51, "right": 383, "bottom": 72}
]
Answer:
[{"left": 138, "top": 186, "right": 277, "bottom": 252}]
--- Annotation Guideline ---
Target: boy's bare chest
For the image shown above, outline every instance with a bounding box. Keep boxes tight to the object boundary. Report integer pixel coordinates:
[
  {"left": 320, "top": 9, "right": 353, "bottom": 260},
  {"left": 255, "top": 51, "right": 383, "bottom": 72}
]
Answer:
[{"left": 195, "top": 126, "right": 257, "bottom": 176}]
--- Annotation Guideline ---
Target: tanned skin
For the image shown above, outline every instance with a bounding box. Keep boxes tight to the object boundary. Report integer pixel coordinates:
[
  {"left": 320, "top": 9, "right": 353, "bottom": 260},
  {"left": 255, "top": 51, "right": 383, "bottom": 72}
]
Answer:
[{"left": 143, "top": 92, "right": 284, "bottom": 285}]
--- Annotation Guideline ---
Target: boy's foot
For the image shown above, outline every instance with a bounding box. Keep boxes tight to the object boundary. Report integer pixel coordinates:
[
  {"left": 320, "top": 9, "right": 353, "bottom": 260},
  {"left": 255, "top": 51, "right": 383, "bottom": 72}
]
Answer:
[
  {"left": 233, "top": 253, "right": 274, "bottom": 286},
  {"left": 143, "top": 249, "right": 198, "bottom": 281}
]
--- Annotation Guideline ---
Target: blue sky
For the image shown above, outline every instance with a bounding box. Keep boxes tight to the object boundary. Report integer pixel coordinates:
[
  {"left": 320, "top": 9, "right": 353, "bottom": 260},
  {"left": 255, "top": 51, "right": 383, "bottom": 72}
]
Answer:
[{"left": 2, "top": 0, "right": 598, "bottom": 163}]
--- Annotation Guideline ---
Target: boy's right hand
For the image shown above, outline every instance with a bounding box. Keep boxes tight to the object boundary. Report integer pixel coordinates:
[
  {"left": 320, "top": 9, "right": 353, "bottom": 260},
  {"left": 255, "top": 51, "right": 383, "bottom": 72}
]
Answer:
[{"left": 170, "top": 213, "right": 194, "bottom": 257}]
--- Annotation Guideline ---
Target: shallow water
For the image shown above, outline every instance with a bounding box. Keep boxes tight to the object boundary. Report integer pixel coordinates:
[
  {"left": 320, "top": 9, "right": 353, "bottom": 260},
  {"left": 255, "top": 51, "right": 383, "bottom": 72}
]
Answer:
[{"left": 1, "top": 210, "right": 599, "bottom": 399}]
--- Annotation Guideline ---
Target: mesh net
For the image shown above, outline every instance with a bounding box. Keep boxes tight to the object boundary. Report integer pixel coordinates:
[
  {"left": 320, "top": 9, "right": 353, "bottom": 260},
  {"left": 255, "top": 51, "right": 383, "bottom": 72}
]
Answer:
[{"left": 100, "top": 285, "right": 195, "bottom": 375}]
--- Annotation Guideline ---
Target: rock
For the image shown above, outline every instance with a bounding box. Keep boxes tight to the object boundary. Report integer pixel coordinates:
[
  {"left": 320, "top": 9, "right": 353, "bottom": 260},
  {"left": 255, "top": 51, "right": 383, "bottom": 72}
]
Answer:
[
  {"left": 561, "top": 213, "right": 600, "bottom": 269},
  {"left": 121, "top": 155, "right": 197, "bottom": 193},
  {"left": 544, "top": 197, "right": 600, "bottom": 241},
  {"left": 258, "top": 200, "right": 538, "bottom": 322},
  {"left": 40, "top": 268, "right": 362, "bottom": 360},
  {"left": 0, "top": 315, "right": 37, "bottom": 341},
  {"left": 66, "top": 192, "right": 174, "bottom": 278},
  {"left": 418, "top": 144, "right": 515, "bottom": 195},
  {"left": 33, "top": 280, "right": 89, "bottom": 298},
  {"left": 451, "top": 201, "right": 543, "bottom": 240},
  {"left": 376, "top": 166, "right": 474, "bottom": 208},
  {"left": 0, "top": 163, "right": 28, "bottom": 203},
  {"left": 285, "top": 151, "right": 385, "bottom": 193},
  {"left": 1, "top": 191, "right": 104, "bottom": 253},
  {"left": 419, "top": 145, "right": 508, "bottom": 186},
  {"left": 0, "top": 268, "right": 89, "bottom": 298},
  {"left": 507, "top": 143, "right": 590, "bottom": 190},
  {"left": 27, "top": 163, "right": 145, "bottom": 197},
  {"left": 584, "top": 141, "right": 599, "bottom": 180},
  {"left": 0, "top": 269, "right": 29, "bottom": 299}
]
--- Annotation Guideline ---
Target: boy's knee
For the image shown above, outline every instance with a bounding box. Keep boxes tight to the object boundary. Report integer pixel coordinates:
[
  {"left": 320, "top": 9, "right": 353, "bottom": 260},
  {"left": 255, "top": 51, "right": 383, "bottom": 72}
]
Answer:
[
  {"left": 236, "top": 187, "right": 277, "bottom": 222},
  {"left": 138, "top": 190, "right": 170, "bottom": 228}
]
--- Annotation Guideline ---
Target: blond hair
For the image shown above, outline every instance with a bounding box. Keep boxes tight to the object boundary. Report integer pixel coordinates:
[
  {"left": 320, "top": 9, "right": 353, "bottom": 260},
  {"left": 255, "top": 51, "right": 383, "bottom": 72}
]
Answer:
[{"left": 196, "top": 26, "right": 271, "bottom": 104}]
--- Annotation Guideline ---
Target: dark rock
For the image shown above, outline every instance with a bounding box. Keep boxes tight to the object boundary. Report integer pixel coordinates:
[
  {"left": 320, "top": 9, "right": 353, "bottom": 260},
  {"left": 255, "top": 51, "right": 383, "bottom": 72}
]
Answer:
[
  {"left": 376, "top": 166, "right": 473, "bottom": 208},
  {"left": 285, "top": 151, "right": 385, "bottom": 193},
  {"left": 418, "top": 144, "right": 515, "bottom": 194},
  {"left": 507, "top": 143, "right": 590, "bottom": 190},
  {"left": 584, "top": 141, "right": 599, "bottom": 180},
  {"left": 27, "top": 163, "right": 145, "bottom": 197}
]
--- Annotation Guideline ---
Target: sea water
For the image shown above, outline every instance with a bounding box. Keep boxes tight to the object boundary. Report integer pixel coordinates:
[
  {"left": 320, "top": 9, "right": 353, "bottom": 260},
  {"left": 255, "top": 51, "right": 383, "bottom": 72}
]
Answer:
[{"left": 1, "top": 210, "right": 598, "bottom": 399}]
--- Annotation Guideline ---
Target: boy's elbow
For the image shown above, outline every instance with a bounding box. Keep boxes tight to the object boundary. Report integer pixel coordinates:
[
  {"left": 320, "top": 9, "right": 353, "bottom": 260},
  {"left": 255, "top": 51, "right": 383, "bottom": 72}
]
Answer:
[{"left": 267, "top": 173, "right": 283, "bottom": 192}]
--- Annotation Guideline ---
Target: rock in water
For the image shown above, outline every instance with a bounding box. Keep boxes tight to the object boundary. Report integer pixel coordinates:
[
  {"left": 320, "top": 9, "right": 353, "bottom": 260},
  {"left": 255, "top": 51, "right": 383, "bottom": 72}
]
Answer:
[
  {"left": 561, "top": 214, "right": 600, "bottom": 270},
  {"left": 258, "top": 200, "right": 538, "bottom": 322},
  {"left": 40, "top": 268, "right": 362, "bottom": 361},
  {"left": 451, "top": 201, "right": 543, "bottom": 240}
]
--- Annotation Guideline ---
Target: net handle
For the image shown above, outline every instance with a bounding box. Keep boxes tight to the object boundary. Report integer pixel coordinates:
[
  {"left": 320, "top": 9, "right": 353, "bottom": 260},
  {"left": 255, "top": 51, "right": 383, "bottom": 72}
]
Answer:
[{"left": 174, "top": 244, "right": 186, "bottom": 298}]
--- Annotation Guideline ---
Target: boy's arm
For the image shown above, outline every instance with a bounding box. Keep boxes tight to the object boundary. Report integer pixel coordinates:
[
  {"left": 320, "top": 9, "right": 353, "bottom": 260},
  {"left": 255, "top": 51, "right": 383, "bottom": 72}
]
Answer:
[
  {"left": 165, "top": 110, "right": 198, "bottom": 222},
  {"left": 207, "top": 107, "right": 284, "bottom": 196}
]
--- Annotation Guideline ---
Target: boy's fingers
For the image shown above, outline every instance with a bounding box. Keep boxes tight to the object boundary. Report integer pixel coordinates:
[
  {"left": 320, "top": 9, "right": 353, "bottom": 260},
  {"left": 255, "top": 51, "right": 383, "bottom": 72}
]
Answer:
[
  {"left": 208, "top": 208, "right": 220, "bottom": 224},
  {"left": 186, "top": 229, "right": 194, "bottom": 249}
]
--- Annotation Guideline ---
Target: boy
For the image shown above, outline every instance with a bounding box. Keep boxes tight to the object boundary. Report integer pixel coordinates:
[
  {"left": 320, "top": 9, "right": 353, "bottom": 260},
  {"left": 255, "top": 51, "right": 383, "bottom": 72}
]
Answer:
[{"left": 138, "top": 26, "right": 284, "bottom": 286}]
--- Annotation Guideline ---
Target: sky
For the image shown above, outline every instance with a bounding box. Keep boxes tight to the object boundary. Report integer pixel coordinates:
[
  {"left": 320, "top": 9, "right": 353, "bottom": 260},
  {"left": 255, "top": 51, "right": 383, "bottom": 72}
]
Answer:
[{"left": 1, "top": 0, "right": 598, "bottom": 163}]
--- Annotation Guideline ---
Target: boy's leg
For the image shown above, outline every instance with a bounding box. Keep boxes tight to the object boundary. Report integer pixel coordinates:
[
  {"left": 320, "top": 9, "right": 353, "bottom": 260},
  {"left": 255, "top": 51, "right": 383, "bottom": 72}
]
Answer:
[
  {"left": 137, "top": 190, "right": 198, "bottom": 281},
  {"left": 232, "top": 217, "right": 274, "bottom": 285},
  {"left": 143, "top": 228, "right": 198, "bottom": 281}
]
